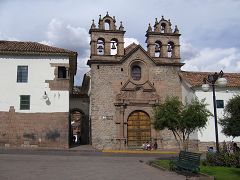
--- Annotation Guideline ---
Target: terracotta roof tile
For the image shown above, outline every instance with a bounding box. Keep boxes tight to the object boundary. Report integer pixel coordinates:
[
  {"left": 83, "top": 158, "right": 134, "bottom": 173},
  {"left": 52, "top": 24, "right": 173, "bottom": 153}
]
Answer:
[
  {"left": 0, "top": 40, "right": 76, "bottom": 55},
  {"left": 180, "top": 71, "right": 240, "bottom": 88}
]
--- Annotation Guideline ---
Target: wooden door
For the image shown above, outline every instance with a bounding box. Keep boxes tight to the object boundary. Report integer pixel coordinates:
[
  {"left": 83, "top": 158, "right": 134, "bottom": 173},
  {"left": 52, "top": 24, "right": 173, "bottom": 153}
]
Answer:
[{"left": 127, "top": 111, "right": 151, "bottom": 147}]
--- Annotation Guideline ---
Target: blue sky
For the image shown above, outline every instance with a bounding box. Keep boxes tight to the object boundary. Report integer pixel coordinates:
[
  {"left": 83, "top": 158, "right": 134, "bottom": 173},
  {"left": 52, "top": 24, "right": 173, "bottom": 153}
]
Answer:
[{"left": 1, "top": 0, "right": 240, "bottom": 85}]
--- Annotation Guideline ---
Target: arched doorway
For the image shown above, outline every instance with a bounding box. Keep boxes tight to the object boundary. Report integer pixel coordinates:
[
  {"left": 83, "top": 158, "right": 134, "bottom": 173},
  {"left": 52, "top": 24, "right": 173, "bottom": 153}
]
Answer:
[
  {"left": 127, "top": 111, "right": 151, "bottom": 147},
  {"left": 70, "top": 109, "right": 89, "bottom": 146}
]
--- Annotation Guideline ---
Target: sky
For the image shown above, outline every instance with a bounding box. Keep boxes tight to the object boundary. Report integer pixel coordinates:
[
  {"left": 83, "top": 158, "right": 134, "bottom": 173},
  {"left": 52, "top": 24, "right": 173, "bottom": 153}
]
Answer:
[{"left": 1, "top": 0, "right": 240, "bottom": 85}]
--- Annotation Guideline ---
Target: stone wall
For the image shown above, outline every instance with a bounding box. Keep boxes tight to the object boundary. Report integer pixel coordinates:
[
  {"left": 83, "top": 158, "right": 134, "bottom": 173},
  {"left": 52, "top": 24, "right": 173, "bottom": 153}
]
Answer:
[
  {"left": 70, "top": 97, "right": 89, "bottom": 116},
  {"left": 0, "top": 107, "right": 69, "bottom": 148},
  {"left": 90, "top": 48, "right": 182, "bottom": 150},
  {"left": 199, "top": 141, "right": 240, "bottom": 152}
]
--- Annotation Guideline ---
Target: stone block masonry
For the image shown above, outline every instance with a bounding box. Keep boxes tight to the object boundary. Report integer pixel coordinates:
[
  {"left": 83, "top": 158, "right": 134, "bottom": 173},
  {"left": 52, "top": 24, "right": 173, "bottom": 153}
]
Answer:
[{"left": 0, "top": 107, "right": 69, "bottom": 148}]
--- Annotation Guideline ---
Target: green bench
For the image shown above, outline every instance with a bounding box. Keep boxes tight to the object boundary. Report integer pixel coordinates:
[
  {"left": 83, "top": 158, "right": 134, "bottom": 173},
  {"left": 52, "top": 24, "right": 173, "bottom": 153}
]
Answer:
[{"left": 170, "top": 150, "right": 201, "bottom": 173}]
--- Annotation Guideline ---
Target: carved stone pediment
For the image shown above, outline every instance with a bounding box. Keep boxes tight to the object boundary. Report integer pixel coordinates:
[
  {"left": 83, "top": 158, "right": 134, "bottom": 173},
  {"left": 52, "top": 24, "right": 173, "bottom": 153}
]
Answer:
[
  {"left": 121, "top": 80, "right": 156, "bottom": 92},
  {"left": 121, "top": 80, "right": 136, "bottom": 91},
  {"left": 116, "top": 80, "right": 159, "bottom": 105}
]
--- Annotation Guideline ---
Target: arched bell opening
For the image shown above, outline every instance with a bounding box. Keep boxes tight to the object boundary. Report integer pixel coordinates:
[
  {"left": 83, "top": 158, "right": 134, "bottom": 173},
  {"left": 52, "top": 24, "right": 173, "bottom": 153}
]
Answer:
[
  {"left": 110, "top": 38, "right": 118, "bottom": 55},
  {"left": 127, "top": 111, "right": 151, "bottom": 147},
  {"left": 97, "top": 38, "right": 105, "bottom": 55},
  {"left": 104, "top": 19, "right": 110, "bottom": 30},
  {"left": 167, "top": 41, "right": 174, "bottom": 58},
  {"left": 160, "top": 23, "right": 166, "bottom": 33},
  {"left": 154, "top": 41, "right": 162, "bottom": 57}
]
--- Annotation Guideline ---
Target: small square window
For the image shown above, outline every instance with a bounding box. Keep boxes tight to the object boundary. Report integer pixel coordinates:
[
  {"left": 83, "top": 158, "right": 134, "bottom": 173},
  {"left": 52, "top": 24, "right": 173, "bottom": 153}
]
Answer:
[
  {"left": 17, "top": 66, "right": 28, "bottom": 82},
  {"left": 58, "top": 66, "right": 67, "bottom": 78},
  {"left": 216, "top": 100, "right": 224, "bottom": 108},
  {"left": 20, "top": 95, "right": 30, "bottom": 110}
]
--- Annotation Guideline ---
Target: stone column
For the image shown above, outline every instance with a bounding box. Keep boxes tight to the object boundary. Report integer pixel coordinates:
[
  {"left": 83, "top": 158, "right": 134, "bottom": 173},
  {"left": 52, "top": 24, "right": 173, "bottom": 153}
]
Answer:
[
  {"left": 117, "top": 42, "right": 124, "bottom": 56},
  {"left": 173, "top": 44, "right": 180, "bottom": 59},
  {"left": 119, "top": 106, "right": 125, "bottom": 138},
  {"left": 115, "top": 106, "right": 121, "bottom": 138},
  {"left": 161, "top": 44, "right": 168, "bottom": 58},
  {"left": 105, "top": 41, "right": 111, "bottom": 55},
  {"left": 91, "top": 40, "right": 97, "bottom": 55}
]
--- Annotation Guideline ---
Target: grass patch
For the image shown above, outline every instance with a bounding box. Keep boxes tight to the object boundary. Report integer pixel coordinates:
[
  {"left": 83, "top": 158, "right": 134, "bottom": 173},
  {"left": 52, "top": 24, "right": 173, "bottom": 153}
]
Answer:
[
  {"left": 200, "top": 166, "right": 240, "bottom": 180},
  {"left": 152, "top": 160, "right": 171, "bottom": 169},
  {"left": 152, "top": 160, "right": 240, "bottom": 180}
]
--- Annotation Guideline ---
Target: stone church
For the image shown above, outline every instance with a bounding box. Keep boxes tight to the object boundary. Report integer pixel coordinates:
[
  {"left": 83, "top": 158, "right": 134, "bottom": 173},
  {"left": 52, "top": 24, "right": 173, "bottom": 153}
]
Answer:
[
  {"left": 80, "top": 13, "right": 188, "bottom": 150},
  {"left": 1, "top": 13, "right": 238, "bottom": 150}
]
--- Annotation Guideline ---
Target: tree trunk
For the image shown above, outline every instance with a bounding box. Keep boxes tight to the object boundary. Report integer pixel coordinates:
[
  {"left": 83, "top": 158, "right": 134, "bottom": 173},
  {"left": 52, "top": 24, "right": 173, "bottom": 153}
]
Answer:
[
  {"left": 182, "top": 139, "right": 189, "bottom": 151},
  {"left": 172, "top": 131, "right": 181, "bottom": 150}
]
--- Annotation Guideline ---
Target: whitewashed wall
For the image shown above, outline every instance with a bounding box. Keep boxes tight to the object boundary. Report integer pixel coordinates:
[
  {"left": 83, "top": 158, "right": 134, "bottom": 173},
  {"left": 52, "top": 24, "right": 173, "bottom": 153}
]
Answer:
[
  {"left": 0, "top": 55, "right": 69, "bottom": 113},
  {"left": 181, "top": 81, "right": 198, "bottom": 140},
  {"left": 195, "top": 88, "right": 240, "bottom": 142}
]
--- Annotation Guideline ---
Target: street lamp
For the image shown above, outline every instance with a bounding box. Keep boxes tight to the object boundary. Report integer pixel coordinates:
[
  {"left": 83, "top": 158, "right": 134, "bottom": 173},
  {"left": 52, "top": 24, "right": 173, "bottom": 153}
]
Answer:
[{"left": 201, "top": 70, "right": 227, "bottom": 152}]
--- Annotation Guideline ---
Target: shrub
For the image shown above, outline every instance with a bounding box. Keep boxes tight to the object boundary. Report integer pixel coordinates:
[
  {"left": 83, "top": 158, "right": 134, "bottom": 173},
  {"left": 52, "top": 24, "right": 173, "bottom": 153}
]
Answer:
[{"left": 205, "top": 151, "right": 240, "bottom": 168}]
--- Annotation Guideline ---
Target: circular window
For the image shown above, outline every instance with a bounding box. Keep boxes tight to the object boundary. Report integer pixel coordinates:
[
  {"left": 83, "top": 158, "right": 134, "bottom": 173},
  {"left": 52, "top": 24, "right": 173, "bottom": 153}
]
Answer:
[{"left": 131, "top": 66, "right": 141, "bottom": 80}]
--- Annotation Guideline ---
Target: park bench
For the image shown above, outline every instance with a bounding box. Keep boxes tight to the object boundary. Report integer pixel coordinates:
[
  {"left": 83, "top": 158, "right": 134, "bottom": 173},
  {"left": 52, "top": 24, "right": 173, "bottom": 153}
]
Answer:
[{"left": 170, "top": 150, "right": 201, "bottom": 173}]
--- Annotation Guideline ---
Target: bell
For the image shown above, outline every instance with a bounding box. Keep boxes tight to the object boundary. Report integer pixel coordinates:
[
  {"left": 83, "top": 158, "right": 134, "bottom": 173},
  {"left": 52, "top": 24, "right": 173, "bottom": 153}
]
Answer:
[
  {"left": 161, "top": 27, "right": 164, "bottom": 32},
  {"left": 155, "top": 45, "right": 160, "bottom": 53},
  {"left": 111, "top": 42, "right": 116, "bottom": 50},
  {"left": 97, "top": 45, "right": 104, "bottom": 52},
  {"left": 167, "top": 45, "right": 172, "bottom": 52}
]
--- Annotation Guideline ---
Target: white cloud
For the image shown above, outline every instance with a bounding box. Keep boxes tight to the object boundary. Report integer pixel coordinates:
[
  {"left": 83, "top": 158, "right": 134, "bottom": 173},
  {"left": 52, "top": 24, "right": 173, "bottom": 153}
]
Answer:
[
  {"left": 181, "top": 41, "right": 240, "bottom": 73},
  {"left": 124, "top": 38, "right": 139, "bottom": 47},
  {"left": 40, "top": 19, "right": 91, "bottom": 85},
  {"left": 0, "top": 32, "right": 18, "bottom": 41},
  {"left": 45, "top": 18, "right": 89, "bottom": 58},
  {"left": 39, "top": 40, "right": 53, "bottom": 46},
  {"left": 181, "top": 38, "right": 198, "bottom": 60}
]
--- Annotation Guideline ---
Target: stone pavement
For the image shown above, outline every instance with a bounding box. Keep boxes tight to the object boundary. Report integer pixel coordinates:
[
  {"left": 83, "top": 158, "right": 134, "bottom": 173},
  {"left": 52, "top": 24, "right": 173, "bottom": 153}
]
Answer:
[
  {"left": 0, "top": 145, "right": 179, "bottom": 158},
  {"left": 0, "top": 150, "right": 185, "bottom": 180}
]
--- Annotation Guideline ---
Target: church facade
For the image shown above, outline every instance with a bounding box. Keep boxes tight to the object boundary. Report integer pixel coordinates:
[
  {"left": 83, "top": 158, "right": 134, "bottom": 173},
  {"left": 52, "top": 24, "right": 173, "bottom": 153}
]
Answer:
[{"left": 86, "top": 13, "right": 197, "bottom": 150}]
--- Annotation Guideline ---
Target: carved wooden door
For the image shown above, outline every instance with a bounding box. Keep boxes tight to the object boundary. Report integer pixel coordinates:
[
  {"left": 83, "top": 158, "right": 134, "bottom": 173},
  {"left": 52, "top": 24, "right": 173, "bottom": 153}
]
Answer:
[{"left": 127, "top": 111, "right": 151, "bottom": 146}]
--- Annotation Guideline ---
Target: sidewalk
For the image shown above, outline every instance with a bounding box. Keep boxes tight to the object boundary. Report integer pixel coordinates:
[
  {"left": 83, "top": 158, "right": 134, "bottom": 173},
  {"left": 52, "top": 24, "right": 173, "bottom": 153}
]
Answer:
[
  {"left": 0, "top": 145, "right": 179, "bottom": 157},
  {"left": 102, "top": 149, "right": 178, "bottom": 154}
]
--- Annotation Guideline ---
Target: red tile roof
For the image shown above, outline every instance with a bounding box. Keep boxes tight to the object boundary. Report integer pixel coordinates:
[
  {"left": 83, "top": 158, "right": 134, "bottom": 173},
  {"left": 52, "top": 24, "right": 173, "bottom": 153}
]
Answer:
[
  {"left": 180, "top": 71, "right": 240, "bottom": 88},
  {"left": 0, "top": 40, "right": 76, "bottom": 55}
]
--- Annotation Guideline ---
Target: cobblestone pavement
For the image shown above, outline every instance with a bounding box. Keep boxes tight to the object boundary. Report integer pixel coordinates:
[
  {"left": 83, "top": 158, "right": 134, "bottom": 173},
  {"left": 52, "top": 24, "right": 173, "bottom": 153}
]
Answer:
[{"left": 0, "top": 153, "right": 185, "bottom": 180}]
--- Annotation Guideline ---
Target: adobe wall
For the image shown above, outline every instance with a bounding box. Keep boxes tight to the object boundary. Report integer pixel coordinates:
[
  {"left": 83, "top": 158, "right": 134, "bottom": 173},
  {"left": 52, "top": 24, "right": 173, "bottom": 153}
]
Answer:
[{"left": 0, "top": 107, "right": 69, "bottom": 148}]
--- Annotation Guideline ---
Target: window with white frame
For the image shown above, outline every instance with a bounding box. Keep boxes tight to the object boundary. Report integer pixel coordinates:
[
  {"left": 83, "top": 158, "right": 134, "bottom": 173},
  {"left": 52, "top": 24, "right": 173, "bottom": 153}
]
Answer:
[
  {"left": 20, "top": 95, "right": 30, "bottom": 110},
  {"left": 17, "top": 66, "right": 28, "bottom": 82}
]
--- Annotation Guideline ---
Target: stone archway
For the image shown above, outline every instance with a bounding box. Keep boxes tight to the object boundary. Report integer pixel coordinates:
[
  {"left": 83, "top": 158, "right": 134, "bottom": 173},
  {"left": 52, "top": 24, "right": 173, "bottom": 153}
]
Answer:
[
  {"left": 70, "top": 109, "right": 89, "bottom": 146},
  {"left": 127, "top": 111, "right": 151, "bottom": 147}
]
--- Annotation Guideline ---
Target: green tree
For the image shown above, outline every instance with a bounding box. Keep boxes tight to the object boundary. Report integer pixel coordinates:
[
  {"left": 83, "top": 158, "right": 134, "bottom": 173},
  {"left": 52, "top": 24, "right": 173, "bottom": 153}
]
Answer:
[
  {"left": 153, "top": 96, "right": 211, "bottom": 150},
  {"left": 219, "top": 95, "right": 240, "bottom": 138}
]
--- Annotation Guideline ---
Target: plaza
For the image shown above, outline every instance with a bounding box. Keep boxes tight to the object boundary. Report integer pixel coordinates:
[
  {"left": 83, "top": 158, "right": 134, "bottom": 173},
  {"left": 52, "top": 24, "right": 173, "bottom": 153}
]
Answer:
[{"left": 0, "top": 149, "right": 184, "bottom": 180}]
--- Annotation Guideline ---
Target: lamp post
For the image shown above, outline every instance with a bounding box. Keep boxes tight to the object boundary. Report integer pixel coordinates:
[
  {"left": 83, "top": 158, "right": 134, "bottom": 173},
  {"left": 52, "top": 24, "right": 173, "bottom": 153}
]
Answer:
[{"left": 202, "top": 70, "right": 227, "bottom": 152}]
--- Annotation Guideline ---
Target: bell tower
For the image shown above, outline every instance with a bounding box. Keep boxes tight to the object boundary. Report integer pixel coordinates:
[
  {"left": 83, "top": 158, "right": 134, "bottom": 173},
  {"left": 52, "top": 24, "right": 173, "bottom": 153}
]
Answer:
[
  {"left": 145, "top": 16, "right": 181, "bottom": 64},
  {"left": 89, "top": 12, "right": 125, "bottom": 60}
]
